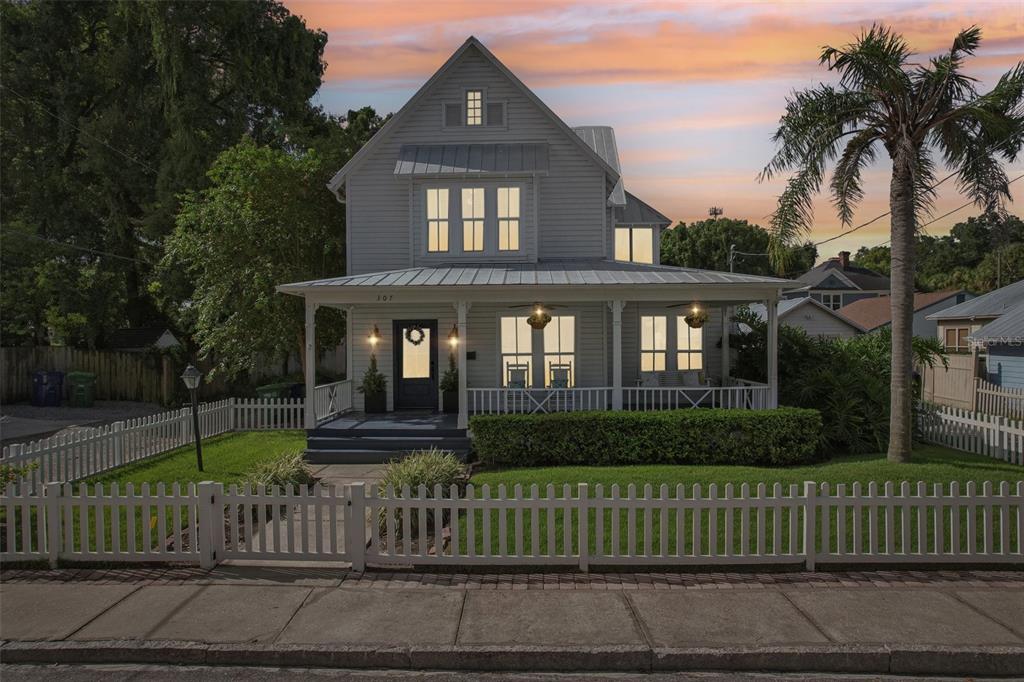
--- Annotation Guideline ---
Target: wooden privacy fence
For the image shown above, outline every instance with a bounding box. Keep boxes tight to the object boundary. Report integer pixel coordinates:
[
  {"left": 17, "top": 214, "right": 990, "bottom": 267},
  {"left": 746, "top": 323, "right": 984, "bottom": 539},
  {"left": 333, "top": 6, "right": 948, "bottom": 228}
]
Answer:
[
  {"left": 4, "top": 479, "right": 1021, "bottom": 570},
  {"left": 920, "top": 405, "right": 1024, "bottom": 466},
  {"left": 1, "top": 398, "right": 304, "bottom": 488},
  {"left": 975, "top": 378, "right": 1024, "bottom": 420}
]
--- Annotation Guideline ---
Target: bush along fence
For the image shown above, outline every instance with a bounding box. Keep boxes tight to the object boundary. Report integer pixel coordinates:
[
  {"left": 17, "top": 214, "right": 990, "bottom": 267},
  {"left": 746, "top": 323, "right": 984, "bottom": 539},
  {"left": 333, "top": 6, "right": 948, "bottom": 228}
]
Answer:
[
  {"left": 920, "top": 404, "right": 1024, "bottom": 466},
  {"left": 2, "top": 479, "right": 1021, "bottom": 570},
  {"left": 0, "top": 398, "right": 304, "bottom": 488}
]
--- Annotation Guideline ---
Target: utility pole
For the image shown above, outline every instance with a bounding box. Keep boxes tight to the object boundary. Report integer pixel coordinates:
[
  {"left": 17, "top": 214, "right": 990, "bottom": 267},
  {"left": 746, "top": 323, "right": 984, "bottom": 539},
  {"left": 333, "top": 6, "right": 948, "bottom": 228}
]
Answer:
[
  {"left": 709, "top": 206, "right": 724, "bottom": 219},
  {"left": 729, "top": 243, "right": 736, "bottom": 273}
]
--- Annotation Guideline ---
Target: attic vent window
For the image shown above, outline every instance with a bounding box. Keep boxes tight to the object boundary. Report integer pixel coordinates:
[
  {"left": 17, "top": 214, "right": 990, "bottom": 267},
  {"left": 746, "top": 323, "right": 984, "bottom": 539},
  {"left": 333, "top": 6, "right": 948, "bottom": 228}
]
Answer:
[{"left": 466, "top": 90, "right": 482, "bottom": 125}]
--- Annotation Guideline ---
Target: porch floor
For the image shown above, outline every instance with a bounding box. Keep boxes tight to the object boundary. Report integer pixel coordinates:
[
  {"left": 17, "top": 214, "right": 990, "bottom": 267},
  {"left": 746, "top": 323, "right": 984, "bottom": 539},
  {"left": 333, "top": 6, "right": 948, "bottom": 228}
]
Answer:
[{"left": 317, "top": 411, "right": 460, "bottom": 433}]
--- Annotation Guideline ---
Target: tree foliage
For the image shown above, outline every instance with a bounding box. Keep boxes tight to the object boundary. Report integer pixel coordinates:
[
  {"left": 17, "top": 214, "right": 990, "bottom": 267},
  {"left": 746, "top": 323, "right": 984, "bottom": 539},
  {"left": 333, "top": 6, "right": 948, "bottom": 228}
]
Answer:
[
  {"left": 659, "top": 217, "right": 817, "bottom": 277},
  {"left": 0, "top": 0, "right": 328, "bottom": 347},
  {"left": 759, "top": 24, "right": 1024, "bottom": 462}
]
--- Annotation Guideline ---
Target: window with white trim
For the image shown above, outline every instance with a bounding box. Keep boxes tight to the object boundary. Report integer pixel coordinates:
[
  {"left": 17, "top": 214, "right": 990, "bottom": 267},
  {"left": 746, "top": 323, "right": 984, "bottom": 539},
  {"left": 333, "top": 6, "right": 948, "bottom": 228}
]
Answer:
[
  {"left": 821, "top": 293, "right": 842, "bottom": 310},
  {"left": 614, "top": 227, "right": 654, "bottom": 264},
  {"left": 462, "top": 188, "right": 484, "bottom": 252},
  {"left": 676, "top": 317, "right": 703, "bottom": 370},
  {"left": 500, "top": 316, "right": 532, "bottom": 387},
  {"left": 426, "top": 188, "right": 449, "bottom": 252},
  {"left": 498, "top": 186, "right": 520, "bottom": 251},
  {"left": 543, "top": 316, "right": 575, "bottom": 387},
  {"left": 466, "top": 90, "right": 482, "bottom": 125},
  {"left": 640, "top": 315, "right": 667, "bottom": 371}
]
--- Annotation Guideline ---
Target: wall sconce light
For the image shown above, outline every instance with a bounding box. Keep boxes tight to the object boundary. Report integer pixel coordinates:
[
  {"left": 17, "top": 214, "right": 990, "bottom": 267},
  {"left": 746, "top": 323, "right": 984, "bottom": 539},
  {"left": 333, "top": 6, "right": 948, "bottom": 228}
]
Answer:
[
  {"left": 448, "top": 324, "right": 460, "bottom": 348},
  {"left": 368, "top": 324, "right": 381, "bottom": 347}
]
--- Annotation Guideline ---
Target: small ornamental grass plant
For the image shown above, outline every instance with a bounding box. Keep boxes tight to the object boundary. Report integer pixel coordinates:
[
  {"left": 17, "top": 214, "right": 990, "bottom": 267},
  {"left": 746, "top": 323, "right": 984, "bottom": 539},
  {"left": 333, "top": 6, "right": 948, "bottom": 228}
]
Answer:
[
  {"left": 240, "top": 450, "right": 317, "bottom": 491},
  {"left": 377, "top": 447, "right": 466, "bottom": 540}
]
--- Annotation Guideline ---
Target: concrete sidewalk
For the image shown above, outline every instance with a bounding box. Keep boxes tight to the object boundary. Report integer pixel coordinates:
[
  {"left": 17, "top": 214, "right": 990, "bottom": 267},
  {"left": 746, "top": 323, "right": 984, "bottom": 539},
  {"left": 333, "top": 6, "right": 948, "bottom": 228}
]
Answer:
[{"left": 1, "top": 568, "right": 1022, "bottom": 676}]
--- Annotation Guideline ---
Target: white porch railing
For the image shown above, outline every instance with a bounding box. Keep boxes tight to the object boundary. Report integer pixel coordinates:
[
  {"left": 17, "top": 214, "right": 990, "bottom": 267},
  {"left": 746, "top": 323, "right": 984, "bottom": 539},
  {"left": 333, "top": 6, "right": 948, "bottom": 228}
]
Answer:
[
  {"left": 314, "top": 379, "right": 353, "bottom": 424},
  {"left": 468, "top": 388, "right": 612, "bottom": 414},
  {"left": 624, "top": 384, "right": 770, "bottom": 410}
]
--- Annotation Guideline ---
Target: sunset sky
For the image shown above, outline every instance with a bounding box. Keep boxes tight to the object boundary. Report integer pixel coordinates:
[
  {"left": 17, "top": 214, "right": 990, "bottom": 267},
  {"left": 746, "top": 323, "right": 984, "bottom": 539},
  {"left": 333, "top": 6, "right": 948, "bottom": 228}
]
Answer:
[{"left": 284, "top": 0, "right": 1024, "bottom": 261}]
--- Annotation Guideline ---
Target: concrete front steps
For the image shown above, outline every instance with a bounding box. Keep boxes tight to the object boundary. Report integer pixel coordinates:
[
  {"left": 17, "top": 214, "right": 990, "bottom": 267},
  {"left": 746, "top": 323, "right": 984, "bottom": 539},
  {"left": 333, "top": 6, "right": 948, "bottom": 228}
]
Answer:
[{"left": 304, "top": 412, "right": 470, "bottom": 464}]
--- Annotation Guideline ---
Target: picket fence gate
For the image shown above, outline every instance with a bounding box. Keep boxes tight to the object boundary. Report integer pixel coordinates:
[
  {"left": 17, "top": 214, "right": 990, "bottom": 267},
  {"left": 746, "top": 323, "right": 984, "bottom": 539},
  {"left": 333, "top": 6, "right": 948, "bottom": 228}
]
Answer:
[
  {"left": 3, "top": 479, "right": 1021, "bottom": 570},
  {"left": 0, "top": 398, "right": 305, "bottom": 489},
  {"left": 920, "top": 405, "right": 1024, "bottom": 466}
]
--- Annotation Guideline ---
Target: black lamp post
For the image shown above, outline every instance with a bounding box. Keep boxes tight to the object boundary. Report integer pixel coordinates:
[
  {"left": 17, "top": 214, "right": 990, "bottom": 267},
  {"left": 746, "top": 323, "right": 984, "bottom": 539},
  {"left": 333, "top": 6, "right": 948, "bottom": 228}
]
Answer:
[{"left": 181, "top": 364, "right": 204, "bottom": 472}]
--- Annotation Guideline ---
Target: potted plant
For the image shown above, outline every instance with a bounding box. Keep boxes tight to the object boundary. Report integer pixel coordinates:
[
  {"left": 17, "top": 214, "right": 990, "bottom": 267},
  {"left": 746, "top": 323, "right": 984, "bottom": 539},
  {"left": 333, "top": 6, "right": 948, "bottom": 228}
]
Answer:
[
  {"left": 440, "top": 354, "right": 458, "bottom": 413},
  {"left": 358, "top": 354, "right": 387, "bottom": 413}
]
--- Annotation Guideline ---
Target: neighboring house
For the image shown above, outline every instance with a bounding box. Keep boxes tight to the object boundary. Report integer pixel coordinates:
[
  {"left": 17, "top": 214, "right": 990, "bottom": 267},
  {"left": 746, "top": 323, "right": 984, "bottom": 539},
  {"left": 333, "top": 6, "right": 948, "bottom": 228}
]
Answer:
[
  {"left": 106, "top": 327, "right": 180, "bottom": 352},
  {"left": 837, "top": 289, "right": 973, "bottom": 337},
  {"left": 926, "top": 279, "right": 1024, "bottom": 354},
  {"left": 785, "top": 251, "right": 890, "bottom": 310},
  {"left": 747, "top": 298, "right": 864, "bottom": 339},
  {"left": 277, "top": 37, "right": 796, "bottom": 458},
  {"left": 970, "top": 304, "right": 1024, "bottom": 389}
]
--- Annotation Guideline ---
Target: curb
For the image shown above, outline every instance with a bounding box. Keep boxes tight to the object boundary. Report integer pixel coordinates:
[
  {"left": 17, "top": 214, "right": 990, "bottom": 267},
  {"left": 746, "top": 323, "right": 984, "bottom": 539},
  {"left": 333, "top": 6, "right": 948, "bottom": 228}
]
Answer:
[{"left": 2, "top": 640, "right": 1023, "bottom": 676}]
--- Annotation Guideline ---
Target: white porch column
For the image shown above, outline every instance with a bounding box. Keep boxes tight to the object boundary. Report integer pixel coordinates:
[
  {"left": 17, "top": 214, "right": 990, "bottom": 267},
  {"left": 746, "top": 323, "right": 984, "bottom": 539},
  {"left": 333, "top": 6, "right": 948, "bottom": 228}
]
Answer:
[
  {"left": 609, "top": 300, "right": 624, "bottom": 410},
  {"left": 766, "top": 297, "right": 779, "bottom": 408},
  {"left": 345, "top": 306, "right": 355, "bottom": 381},
  {"left": 304, "top": 298, "right": 317, "bottom": 429},
  {"left": 721, "top": 305, "right": 731, "bottom": 385},
  {"left": 456, "top": 301, "right": 469, "bottom": 429}
]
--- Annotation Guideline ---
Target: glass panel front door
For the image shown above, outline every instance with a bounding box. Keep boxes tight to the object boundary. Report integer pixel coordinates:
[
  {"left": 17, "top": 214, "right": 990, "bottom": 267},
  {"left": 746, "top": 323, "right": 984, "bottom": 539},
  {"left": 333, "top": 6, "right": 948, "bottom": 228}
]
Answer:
[{"left": 393, "top": 320, "right": 438, "bottom": 410}]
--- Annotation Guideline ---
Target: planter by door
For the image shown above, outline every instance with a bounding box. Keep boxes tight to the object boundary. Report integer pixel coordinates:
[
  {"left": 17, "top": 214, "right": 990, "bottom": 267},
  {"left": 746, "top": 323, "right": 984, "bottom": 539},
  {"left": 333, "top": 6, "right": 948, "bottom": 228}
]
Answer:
[
  {"left": 393, "top": 320, "right": 439, "bottom": 410},
  {"left": 364, "top": 392, "right": 387, "bottom": 413}
]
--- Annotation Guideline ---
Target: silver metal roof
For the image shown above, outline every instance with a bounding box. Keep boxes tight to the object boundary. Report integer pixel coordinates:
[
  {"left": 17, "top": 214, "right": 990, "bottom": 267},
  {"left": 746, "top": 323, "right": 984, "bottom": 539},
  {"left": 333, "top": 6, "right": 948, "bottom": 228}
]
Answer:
[
  {"left": 747, "top": 297, "right": 867, "bottom": 331},
  {"left": 574, "top": 126, "right": 626, "bottom": 206},
  {"left": 970, "top": 304, "right": 1024, "bottom": 343},
  {"left": 616, "top": 191, "right": 672, "bottom": 227},
  {"left": 279, "top": 259, "right": 795, "bottom": 292},
  {"left": 926, "top": 278, "right": 1024, "bottom": 320},
  {"left": 394, "top": 143, "right": 550, "bottom": 175}
]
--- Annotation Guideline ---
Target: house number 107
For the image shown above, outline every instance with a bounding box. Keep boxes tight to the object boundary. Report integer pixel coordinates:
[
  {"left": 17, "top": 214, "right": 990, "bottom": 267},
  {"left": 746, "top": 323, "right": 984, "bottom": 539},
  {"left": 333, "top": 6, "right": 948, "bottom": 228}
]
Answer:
[{"left": 377, "top": 295, "right": 394, "bottom": 302}]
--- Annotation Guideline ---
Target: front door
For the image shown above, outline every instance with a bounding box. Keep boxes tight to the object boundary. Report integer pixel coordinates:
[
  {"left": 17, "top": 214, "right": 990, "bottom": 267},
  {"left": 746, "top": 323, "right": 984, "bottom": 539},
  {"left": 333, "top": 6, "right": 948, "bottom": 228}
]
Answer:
[{"left": 393, "top": 320, "right": 438, "bottom": 410}]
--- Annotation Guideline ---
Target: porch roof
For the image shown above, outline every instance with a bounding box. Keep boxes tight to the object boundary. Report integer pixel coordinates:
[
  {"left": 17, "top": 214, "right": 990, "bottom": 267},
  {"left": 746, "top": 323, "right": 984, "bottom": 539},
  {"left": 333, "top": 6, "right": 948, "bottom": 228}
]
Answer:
[{"left": 278, "top": 259, "right": 797, "bottom": 298}]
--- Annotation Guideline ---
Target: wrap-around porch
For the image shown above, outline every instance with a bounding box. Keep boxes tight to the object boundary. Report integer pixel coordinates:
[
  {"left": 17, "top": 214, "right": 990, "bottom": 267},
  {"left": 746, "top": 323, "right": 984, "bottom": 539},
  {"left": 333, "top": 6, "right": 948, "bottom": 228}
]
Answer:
[{"left": 280, "top": 262, "right": 790, "bottom": 431}]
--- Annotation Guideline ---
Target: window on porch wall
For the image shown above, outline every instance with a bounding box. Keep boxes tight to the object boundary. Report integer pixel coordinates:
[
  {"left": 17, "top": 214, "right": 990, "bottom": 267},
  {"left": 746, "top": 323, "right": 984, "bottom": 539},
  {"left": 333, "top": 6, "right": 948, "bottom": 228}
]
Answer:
[
  {"left": 640, "top": 315, "right": 667, "bottom": 371},
  {"left": 676, "top": 317, "right": 703, "bottom": 370},
  {"left": 500, "top": 316, "right": 532, "bottom": 387},
  {"left": 543, "top": 315, "right": 575, "bottom": 387}
]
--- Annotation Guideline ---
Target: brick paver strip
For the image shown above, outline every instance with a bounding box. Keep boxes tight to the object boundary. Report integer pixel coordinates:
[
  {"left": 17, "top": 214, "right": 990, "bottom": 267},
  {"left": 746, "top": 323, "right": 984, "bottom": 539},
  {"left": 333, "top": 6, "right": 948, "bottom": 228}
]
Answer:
[{"left": 2, "top": 567, "right": 1022, "bottom": 589}]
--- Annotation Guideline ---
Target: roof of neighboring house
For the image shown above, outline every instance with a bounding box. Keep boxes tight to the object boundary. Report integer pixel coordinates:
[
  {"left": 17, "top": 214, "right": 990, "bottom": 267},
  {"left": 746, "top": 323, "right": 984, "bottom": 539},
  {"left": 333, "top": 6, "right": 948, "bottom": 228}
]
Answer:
[
  {"left": 573, "top": 126, "right": 626, "bottom": 206},
  {"left": 394, "top": 143, "right": 550, "bottom": 175},
  {"left": 615, "top": 192, "right": 672, "bottom": 228},
  {"left": 278, "top": 259, "right": 796, "bottom": 293},
  {"left": 926, "top": 278, "right": 1024, "bottom": 321},
  {"left": 839, "top": 290, "right": 967, "bottom": 331},
  {"left": 969, "top": 304, "right": 1024, "bottom": 344},
  {"left": 796, "top": 259, "right": 891, "bottom": 291},
  {"left": 106, "top": 327, "right": 179, "bottom": 350},
  {"left": 747, "top": 297, "right": 867, "bottom": 332},
  {"left": 327, "top": 37, "right": 619, "bottom": 197}
]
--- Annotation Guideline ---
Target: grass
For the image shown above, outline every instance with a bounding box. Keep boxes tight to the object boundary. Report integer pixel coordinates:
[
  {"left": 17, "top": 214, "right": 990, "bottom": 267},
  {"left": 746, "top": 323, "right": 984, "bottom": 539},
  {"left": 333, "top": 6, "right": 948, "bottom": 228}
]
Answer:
[{"left": 446, "top": 446, "right": 1024, "bottom": 559}]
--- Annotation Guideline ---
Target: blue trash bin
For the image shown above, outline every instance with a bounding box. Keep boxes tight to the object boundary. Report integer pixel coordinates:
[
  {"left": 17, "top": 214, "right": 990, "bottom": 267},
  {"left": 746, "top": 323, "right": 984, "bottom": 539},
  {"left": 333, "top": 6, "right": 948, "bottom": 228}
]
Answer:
[{"left": 31, "top": 370, "right": 64, "bottom": 407}]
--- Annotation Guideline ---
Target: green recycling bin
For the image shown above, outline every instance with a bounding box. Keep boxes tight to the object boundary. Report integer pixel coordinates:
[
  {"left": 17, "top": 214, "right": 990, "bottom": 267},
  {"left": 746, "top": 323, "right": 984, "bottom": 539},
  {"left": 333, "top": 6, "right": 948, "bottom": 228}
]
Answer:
[
  {"left": 255, "top": 382, "right": 292, "bottom": 400},
  {"left": 67, "top": 371, "right": 97, "bottom": 407}
]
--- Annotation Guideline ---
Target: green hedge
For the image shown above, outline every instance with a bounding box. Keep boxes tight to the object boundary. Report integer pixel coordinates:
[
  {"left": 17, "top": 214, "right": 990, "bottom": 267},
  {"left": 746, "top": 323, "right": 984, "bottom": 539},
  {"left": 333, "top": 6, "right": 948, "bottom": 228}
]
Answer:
[{"left": 470, "top": 408, "right": 823, "bottom": 468}]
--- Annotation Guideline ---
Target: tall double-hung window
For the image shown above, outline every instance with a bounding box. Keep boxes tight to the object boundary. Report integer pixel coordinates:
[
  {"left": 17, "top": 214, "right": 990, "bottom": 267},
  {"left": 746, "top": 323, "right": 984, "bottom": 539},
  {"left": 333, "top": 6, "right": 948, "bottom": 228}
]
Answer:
[
  {"left": 500, "top": 315, "right": 576, "bottom": 387},
  {"left": 498, "top": 187, "right": 520, "bottom": 251},
  {"left": 426, "top": 188, "right": 449, "bottom": 252},
  {"left": 640, "top": 315, "right": 667, "bottom": 371},
  {"left": 500, "top": 316, "right": 532, "bottom": 387},
  {"left": 676, "top": 317, "right": 703, "bottom": 370},
  {"left": 462, "top": 188, "right": 485, "bottom": 252}
]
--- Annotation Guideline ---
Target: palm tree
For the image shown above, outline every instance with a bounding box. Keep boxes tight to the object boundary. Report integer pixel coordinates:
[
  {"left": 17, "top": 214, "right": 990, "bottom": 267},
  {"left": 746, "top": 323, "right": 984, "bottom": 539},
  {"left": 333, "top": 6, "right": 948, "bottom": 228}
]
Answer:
[{"left": 760, "top": 25, "right": 1023, "bottom": 462}]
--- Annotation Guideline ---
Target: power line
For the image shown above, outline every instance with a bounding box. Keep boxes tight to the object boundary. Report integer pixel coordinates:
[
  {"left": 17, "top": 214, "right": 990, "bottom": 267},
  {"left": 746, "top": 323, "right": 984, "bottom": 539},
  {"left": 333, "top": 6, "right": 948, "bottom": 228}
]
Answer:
[
  {"left": 1, "top": 84, "right": 160, "bottom": 176},
  {"left": 0, "top": 230, "right": 152, "bottom": 265}
]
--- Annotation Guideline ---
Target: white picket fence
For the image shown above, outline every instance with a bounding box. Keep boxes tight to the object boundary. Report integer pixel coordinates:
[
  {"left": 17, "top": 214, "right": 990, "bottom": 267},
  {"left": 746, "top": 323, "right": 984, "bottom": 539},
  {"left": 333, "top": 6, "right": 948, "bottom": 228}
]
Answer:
[
  {"left": 3, "top": 479, "right": 1020, "bottom": 570},
  {"left": 920, "top": 405, "right": 1024, "bottom": 465},
  {"left": 975, "top": 378, "right": 1024, "bottom": 420},
  {"left": 0, "top": 398, "right": 305, "bottom": 487}
]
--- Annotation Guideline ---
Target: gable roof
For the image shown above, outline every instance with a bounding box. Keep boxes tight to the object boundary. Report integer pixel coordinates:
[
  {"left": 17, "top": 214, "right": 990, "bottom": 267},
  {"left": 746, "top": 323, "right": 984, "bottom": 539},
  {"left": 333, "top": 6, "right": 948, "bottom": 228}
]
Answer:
[
  {"left": 616, "top": 192, "right": 672, "bottom": 228},
  {"left": 573, "top": 126, "right": 626, "bottom": 206},
  {"left": 926, "top": 278, "right": 1024, "bottom": 321},
  {"left": 106, "top": 327, "right": 179, "bottom": 350},
  {"left": 838, "top": 290, "right": 966, "bottom": 331},
  {"left": 326, "top": 37, "right": 619, "bottom": 198},
  {"left": 797, "top": 259, "right": 890, "bottom": 291},
  {"left": 748, "top": 297, "right": 866, "bottom": 332},
  {"left": 970, "top": 304, "right": 1024, "bottom": 344}
]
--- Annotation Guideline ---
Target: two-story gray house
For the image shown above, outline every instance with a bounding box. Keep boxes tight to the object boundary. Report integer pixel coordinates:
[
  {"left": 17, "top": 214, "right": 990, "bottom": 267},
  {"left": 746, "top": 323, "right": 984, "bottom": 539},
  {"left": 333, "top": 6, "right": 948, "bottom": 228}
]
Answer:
[{"left": 279, "top": 37, "right": 794, "bottom": 459}]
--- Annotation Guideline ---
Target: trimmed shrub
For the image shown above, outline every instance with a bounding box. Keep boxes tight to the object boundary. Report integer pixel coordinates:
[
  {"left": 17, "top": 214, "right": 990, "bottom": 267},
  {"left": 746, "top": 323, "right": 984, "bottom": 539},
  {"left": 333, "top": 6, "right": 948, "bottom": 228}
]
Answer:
[{"left": 470, "top": 408, "right": 822, "bottom": 468}]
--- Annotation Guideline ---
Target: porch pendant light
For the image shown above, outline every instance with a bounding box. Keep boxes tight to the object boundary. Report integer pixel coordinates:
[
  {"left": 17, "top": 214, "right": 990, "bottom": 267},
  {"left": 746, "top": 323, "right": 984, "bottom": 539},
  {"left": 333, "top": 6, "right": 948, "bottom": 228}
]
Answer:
[
  {"left": 527, "top": 303, "right": 552, "bottom": 330},
  {"left": 684, "top": 304, "right": 708, "bottom": 329}
]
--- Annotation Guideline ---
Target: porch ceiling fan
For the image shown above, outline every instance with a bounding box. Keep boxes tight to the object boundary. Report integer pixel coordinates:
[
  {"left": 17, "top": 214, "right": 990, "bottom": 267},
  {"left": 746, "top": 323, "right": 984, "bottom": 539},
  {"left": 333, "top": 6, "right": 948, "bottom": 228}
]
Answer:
[{"left": 665, "top": 301, "right": 709, "bottom": 329}]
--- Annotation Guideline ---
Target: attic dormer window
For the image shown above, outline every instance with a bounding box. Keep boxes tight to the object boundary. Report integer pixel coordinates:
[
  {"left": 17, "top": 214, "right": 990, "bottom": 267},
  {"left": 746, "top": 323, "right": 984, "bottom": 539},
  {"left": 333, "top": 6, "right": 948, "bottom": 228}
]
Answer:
[{"left": 466, "top": 90, "right": 482, "bottom": 125}]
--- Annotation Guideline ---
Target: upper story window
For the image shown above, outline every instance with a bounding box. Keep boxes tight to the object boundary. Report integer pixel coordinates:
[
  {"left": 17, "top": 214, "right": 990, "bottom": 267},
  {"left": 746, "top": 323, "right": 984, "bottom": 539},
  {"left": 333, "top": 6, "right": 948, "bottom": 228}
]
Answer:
[
  {"left": 615, "top": 227, "right": 654, "bottom": 264},
  {"left": 466, "top": 90, "right": 482, "bottom": 125},
  {"left": 426, "top": 188, "right": 449, "bottom": 252},
  {"left": 498, "top": 187, "right": 520, "bottom": 251},
  {"left": 462, "top": 188, "right": 485, "bottom": 252},
  {"left": 821, "top": 293, "right": 842, "bottom": 310},
  {"left": 944, "top": 326, "right": 969, "bottom": 353}
]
